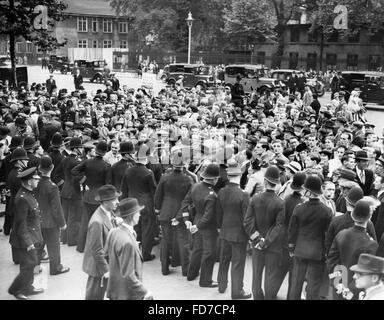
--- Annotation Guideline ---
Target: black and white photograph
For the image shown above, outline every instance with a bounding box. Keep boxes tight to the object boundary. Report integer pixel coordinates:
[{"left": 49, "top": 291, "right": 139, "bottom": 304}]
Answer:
[{"left": 1, "top": 0, "right": 384, "bottom": 304}]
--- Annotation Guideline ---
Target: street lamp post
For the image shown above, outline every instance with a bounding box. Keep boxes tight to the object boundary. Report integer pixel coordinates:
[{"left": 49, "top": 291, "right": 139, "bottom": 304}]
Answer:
[{"left": 186, "top": 12, "right": 194, "bottom": 64}]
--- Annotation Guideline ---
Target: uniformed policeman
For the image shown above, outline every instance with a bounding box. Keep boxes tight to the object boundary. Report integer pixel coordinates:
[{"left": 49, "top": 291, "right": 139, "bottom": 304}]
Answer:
[
  {"left": 111, "top": 141, "right": 136, "bottom": 192},
  {"left": 8, "top": 167, "right": 43, "bottom": 300},
  {"left": 180, "top": 163, "right": 220, "bottom": 288}
]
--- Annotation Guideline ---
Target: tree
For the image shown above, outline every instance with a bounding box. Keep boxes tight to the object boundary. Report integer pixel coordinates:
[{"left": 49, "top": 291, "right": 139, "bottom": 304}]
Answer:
[{"left": 0, "top": 0, "right": 68, "bottom": 86}]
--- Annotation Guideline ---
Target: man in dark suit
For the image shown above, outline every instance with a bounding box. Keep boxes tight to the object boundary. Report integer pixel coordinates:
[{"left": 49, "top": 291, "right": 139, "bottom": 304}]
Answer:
[
  {"left": 45, "top": 75, "right": 56, "bottom": 95},
  {"left": 23, "top": 136, "right": 40, "bottom": 168},
  {"left": 106, "top": 198, "right": 153, "bottom": 300},
  {"left": 72, "top": 140, "right": 112, "bottom": 253},
  {"left": 354, "top": 150, "right": 374, "bottom": 196},
  {"left": 179, "top": 164, "right": 220, "bottom": 288},
  {"left": 288, "top": 175, "right": 333, "bottom": 300},
  {"left": 8, "top": 167, "right": 44, "bottom": 300},
  {"left": 216, "top": 159, "right": 251, "bottom": 299},
  {"left": 83, "top": 185, "right": 120, "bottom": 300},
  {"left": 111, "top": 141, "right": 135, "bottom": 192},
  {"left": 327, "top": 200, "right": 378, "bottom": 300},
  {"left": 244, "top": 165, "right": 285, "bottom": 300},
  {"left": 154, "top": 152, "right": 193, "bottom": 275},
  {"left": 48, "top": 132, "right": 65, "bottom": 188},
  {"left": 120, "top": 149, "right": 157, "bottom": 261},
  {"left": 276, "top": 171, "right": 306, "bottom": 298},
  {"left": 73, "top": 69, "right": 83, "bottom": 90},
  {"left": 55, "top": 137, "right": 83, "bottom": 246},
  {"left": 36, "top": 156, "right": 69, "bottom": 275},
  {"left": 326, "top": 186, "right": 376, "bottom": 254}
]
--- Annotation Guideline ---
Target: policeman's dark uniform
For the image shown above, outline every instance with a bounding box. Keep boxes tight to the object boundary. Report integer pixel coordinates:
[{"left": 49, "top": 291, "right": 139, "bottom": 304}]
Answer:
[
  {"left": 36, "top": 157, "right": 67, "bottom": 275},
  {"left": 71, "top": 141, "right": 112, "bottom": 253},
  {"left": 111, "top": 142, "right": 136, "bottom": 192},
  {"left": 120, "top": 159, "right": 157, "bottom": 261},
  {"left": 8, "top": 167, "right": 43, "bottom": 298},
  {"left": 154, "top": 163, "right": 193, "bottom": 275}
]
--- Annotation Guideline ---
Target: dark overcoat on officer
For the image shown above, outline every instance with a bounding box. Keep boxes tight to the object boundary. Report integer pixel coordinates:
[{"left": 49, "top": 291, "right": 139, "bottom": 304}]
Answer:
[{"left": 111, "top": 157, "right": 135, "bottom": 192}]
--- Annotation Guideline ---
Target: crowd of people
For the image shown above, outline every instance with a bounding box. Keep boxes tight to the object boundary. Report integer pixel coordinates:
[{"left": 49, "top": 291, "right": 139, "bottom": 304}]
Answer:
[{"left": 1, "top": 68, "right": 384, "bottom": 301}]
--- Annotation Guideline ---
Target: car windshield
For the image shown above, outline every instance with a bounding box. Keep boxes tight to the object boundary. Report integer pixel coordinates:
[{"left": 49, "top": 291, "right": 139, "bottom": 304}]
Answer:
[
  {"left": 196, "top": 66, "right": 210, "bottom": 75},
  {"left": 365, "top": 75, "right": 384, "bottom": 88}
]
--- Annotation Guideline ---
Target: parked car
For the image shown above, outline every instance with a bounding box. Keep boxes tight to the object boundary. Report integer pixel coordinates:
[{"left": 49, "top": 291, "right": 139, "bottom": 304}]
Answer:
[
  {"left": 48, "top": 55, "right": 73, "bottom": 74},
  {"left": 270, "top": 69, "right": 325, "bottom": 96},
  {"left": 163, "top": 63, "right": 216, "bottom": 90},
  {"left": 74, "top": 60, "right": 112, "bottom": 83},
  {"left": 341, "top": 71, "right": 384, "bottom": 105},
  {"left": 224, "top": 64, "right": 283, "bottom": 94}
]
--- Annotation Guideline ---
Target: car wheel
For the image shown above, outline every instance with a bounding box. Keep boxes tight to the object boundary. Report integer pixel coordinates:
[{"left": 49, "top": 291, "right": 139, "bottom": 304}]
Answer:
[
  {"left": 196, "top": 82, "right": 206, "bottom": 91},
  {"left": 167, "top": 79, "right": 176, "bottom": 86},
  {"left": 225, "top": 83, "right": 233, "bottom": 90},
  {"left": 94, "top": 75, "right": 102, "bottom": 83}
]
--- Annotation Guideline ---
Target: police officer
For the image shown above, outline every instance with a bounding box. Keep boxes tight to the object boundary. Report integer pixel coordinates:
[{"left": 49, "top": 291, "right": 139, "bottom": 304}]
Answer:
[
  {"left": 36, "top": 156, "right": 70, "bottom": 276},
  {"left": 55, "top": 137, "right": 84, "bottom": 246},
  {"left": 244, "top": 165, "right": 285, "bottom": 300},
  {"left": 8, "top": 167, "right": 43, "bottom": 300},
  {"left": 72, "top": 140, "right": 112, "bottom": 253},
  {"left": 288, "top": 175, "right": 333, "bottom": 300},
  {"left": 216, "top": 159, "right": 251, "bottom": 299},
  {"left": 180, "top": 163, "right": 220, "bottom": 288},
  {"left": 48, "top": 132, "right": 65, "bottom": 188},
  {"left": 154, "top": 152, "right": 194, "bottom": 275},
  {"left": 111, "top": 141, "right": 136, "bottom": 192}
]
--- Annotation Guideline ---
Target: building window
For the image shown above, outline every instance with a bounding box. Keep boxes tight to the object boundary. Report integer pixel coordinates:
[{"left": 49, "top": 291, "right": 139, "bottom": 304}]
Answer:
[
  {"left": 289, "top": 52, "right": 299, "bottom": 69},
  {"left": 290, "top": 28, "right": 300, "bottom": 42},
  {"left": 326, "top": 53, "right": 337, "bottom": 70},
  {"left": 368, "top": 55, "right": 381, "bottom": 71},
  {"left": 16, "top": 42, "right": 23, "bottom": 53},
  {"left": 77, "top": 17, "right": 88, "bottom": 32},
  {"left": 308, "top": 30, "right": 318, "bottom": 42},
  {"left": 256, "top": 51, "right": 265, "bottom": 64},
  {"left": 78, "top": 40, "right": 88, "bottom": 48},
  {"left": 26, "top": 42, "right": 33, "bottom": 53},
  {"left": 120, "top": 40, "right": 128, "bottom": 49},
  {"left": 103, "top": 40, "right": 112, "bottom": 48},
  {"left": 307, "top": 53, "right": 317, "bottom": 70},
  {"left": 91, "top": 18, "right": 98, "bottom": 33},
  {"left": 346, "top": 54, "right": 358, "bottom": 70},
  {"left": 119, "top": 21, "right": 128, "bottom": 33},
  {"left": 91, "top": 40, "right": 98, "bottom": 48},
  {"left": 103, "top": 19, "right": 113, "bottom": 33}
]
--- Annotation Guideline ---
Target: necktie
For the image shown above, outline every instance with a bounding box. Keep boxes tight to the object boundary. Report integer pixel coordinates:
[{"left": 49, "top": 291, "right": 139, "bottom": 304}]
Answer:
[{"left": 360, "top": 170, "right": 365, "bottom": 184}]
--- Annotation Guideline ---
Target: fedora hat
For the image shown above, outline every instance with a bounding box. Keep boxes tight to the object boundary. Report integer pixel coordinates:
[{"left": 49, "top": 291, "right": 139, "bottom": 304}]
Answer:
[
  {"left": 355, "top": 150, "right": 369, "bottom": 161},
  {"left": 346, "top": 186, "right": 364, "bottom": 206},
  {"left": 117, "top": 198, "right": 145, "bottom": 218},
  {"left": 351, "top": 199, "right": 371, "bottom": 223},
  {"left": 95, "top": 185, "right": 121, "bottom": 202},
  {"left": 291, "top": 172, "right": 307, "bottom": 191},
  {"left": 200, "top": 163, "right": 220, "bottom": 179},
  {"left": 226, "top": 159, "right": 242, "bottom": 176},
  {"left": 38, "top": 155, "right": 54, "bottom": 173},
  {"left": 120, "top": 141, "right": 135, "bottom": 155},
  {"left": 264, "top": 165, "right": 280, "bottom": 185},
  {"left": 23, "top": 136, "right": 37, "bottom": 150},
  {"left": 69, "top": 137, "right": 83, "bottom": 149},
  {"left": 350, "top": 253, "right": 384, "bottom": 275},
  {"left": 303, "top": 175, "right": 322, "bottom": 195}
]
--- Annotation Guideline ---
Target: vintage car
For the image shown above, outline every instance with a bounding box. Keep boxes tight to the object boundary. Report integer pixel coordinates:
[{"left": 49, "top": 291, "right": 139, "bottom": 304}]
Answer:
[
  {"left": 48, "top": 55, "right": 73, "bottom": 74},
  {"left": 0, "top": 56, "right": 28, "bottom": 87},
  {"left": 163, "top": 63, "right": 216, "bottom": 90},
  {"left": 224, "top": 64, "right": 283, "bottom": 94},
  {"left": 270, "top": 69, "right": 325, "bottom": 96},
  {"left": 341, "top": 71, "right": 384, "bottom": 105},
  {"left": 74, "top": 60, "right": 112, "bottom": 83}
]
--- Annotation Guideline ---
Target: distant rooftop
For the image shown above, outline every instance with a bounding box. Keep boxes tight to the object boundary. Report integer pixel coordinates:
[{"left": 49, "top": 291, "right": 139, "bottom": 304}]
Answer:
[{"left": 63, "top": 0, "right": 117, "bottom": 17}]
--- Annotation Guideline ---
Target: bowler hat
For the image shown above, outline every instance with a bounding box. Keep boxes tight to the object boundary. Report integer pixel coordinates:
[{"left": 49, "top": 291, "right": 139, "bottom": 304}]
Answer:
[
  {"left": 303, "top": 175, "right": 322, "bottom": 195},
  {"left": 95, "top": 185, "right": 121, "bottom": 202},
  {"left": 69, "top": 137, "right": 83, "bottom": 149},
  {"left": 117, "top": 198, "right": 145, "bottom": 218},
  {"left": 38, "top": 155, "right": 54, "bottom": 173},
  {"left": 264, "top": 165, "right": 280, "bottom": 185},
  {"left": 296, "top": 143, "right": 308, "bottom": 153},
  {"left": 355, "top": 150, "right": 369, "bottom": 161},
  {"left": 350, "top": 253, "right": 384, "bottom": 275},
  {"left": 226, "top": 159, "right": 242, "bottom": 176},
  {"left": 200, "top": 164, "right": 220, "bottom": 179},
  {"left": 120, "top": 141, "right": 135, "bottom": 155},
  {"left": 10, "top": 147, "right": 29, "bottom": 162},
  {"left": 291, "top": 172, "right": 307, "bottom": 191},
  {"left": 51, "top": 132, "right": 63, "bottom": 148},
  {"left": 95, "top": 140, "right": 108, "bottom": 156},
  {"left": 17, "top": 166, "right": 40, "bottom": 181},
  {"left": 351, "top": 199, "right": 371, "bottom": 223},
  {"left": 346, "top": 186, "right": 364, "bottom": 206}
]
